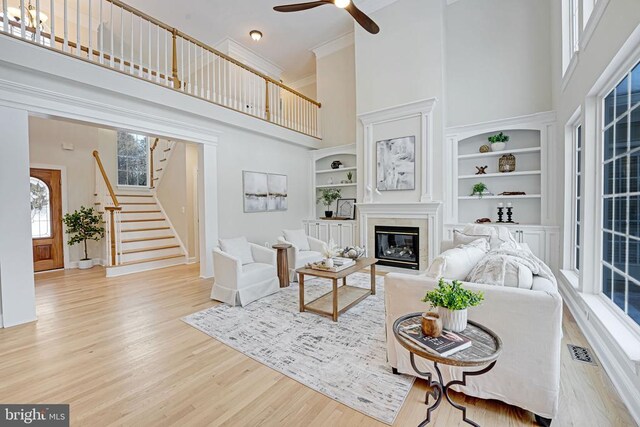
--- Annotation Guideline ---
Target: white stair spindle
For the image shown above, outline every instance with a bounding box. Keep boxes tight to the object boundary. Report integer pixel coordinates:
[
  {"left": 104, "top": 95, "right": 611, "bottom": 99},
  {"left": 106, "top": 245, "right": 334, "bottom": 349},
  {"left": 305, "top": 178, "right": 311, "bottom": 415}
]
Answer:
[
  {"left": 88, "top": 0, "right": 92, "bottom": 60},
  {"left": 49, "top": 0, "right": 55, "bottom": 46},
  {"left": 109, "top": 0, "right": 113, "bottom": 66},
  {"left": 63, "top": 0, "right": 68, "bottom": 51},
  {"left": 19, "top": 0, "right": 25, "bottom": 39},
  {"left": 2, "top": 0, "right": 8, "bottom": 35},
  {"left": 35, "top": 0, "right": 40, "bottom": 44},
  {"left": 76, "top": 0, "right": 80, "bottom": 55}
]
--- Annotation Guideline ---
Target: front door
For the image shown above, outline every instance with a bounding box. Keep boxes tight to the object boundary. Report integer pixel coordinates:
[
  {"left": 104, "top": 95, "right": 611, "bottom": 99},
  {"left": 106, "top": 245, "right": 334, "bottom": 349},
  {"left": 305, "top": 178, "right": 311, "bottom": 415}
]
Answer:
[{"left": 30, "top": 168, "right": 64, "bottom": 272}]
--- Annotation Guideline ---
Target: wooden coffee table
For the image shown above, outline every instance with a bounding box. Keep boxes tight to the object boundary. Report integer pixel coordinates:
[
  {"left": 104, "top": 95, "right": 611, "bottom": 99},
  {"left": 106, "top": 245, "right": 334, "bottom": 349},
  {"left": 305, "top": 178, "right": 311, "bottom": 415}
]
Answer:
[{"left": 296, "top": 257, "right": 377, "bottom": 322}]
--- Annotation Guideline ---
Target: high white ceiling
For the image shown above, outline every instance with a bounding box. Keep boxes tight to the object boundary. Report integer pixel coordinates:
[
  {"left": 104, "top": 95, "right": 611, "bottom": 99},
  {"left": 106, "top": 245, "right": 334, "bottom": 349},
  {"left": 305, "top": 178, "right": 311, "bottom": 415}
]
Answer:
[{"left": 124, "top": 0, "right": 359, "bottom": 83}]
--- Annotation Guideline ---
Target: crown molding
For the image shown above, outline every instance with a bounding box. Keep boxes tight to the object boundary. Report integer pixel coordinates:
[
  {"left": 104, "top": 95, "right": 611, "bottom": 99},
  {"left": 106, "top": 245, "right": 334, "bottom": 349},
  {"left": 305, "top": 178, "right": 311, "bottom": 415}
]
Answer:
[
  {"left": 289, "top": 74, "right": 316, "bottom": 90},
  {"left": 312, "top": 32, "right": 354, "bottom": 59},
  {"left": 215, "top": 37, "right": 284, "bottom": 79}
]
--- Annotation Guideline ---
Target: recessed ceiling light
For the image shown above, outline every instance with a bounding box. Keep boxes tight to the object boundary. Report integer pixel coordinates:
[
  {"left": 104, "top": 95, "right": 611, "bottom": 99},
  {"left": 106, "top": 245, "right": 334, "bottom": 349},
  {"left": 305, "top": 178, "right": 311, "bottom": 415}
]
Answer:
[
  {"left": 335, "top": 0, "right": 351, "bottom": 8},
  {"left": 250, "top": 30, "right": 263, "bottom": 42}
]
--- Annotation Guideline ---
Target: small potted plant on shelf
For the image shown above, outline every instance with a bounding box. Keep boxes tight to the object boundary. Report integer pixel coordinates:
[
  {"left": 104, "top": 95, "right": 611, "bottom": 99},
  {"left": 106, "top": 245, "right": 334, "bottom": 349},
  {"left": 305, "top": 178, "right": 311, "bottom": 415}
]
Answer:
[
  {"left": 488, "top": 132, "right": 509, "bottom": 151},
  {"left": 62, "top": 206, "right": 105, "bottom": 269},
  {"left": 470, "top": 182, "right": 489, "bottom": 198},
  {"left": 317, "top": 188, "right": 342, "bottom": 218},
  {"left": 421, "top": 278, "right": 484, "bottom": 332},
  {"left": 346, "top": 171, "right": 353, "bottom": 183}
]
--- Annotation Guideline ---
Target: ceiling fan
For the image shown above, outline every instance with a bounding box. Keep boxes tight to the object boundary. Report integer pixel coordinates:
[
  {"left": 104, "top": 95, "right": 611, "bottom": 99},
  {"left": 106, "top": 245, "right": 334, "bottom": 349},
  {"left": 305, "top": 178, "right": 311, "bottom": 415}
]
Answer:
[{"left": 273, "top": 0, "right": 380, "bottom": 34}]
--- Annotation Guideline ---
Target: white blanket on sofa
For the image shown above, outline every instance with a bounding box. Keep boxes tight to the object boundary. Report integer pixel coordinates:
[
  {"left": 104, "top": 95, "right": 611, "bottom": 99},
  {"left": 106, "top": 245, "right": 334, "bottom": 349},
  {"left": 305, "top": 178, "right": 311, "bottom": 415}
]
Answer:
[{"left": 466, "top": 246, "right": 556, "bottom": 289}]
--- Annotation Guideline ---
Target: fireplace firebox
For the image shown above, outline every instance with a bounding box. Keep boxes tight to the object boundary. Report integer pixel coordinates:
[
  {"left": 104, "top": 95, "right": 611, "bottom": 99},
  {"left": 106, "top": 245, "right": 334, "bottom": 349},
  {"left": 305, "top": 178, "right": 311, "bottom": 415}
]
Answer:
[{"left": 374, "top": 226, "right": 420, "bottom": 270}]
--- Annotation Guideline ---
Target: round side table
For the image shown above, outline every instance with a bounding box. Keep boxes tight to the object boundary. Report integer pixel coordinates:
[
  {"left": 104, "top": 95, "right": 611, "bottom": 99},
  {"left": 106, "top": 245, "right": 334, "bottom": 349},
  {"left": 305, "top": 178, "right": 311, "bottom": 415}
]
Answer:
[
  {"left": 272, "top": 243, "right": 292, "bottom": 288},
  {"left": 393, "top": 313, "right": 503, "bottom": 427}
]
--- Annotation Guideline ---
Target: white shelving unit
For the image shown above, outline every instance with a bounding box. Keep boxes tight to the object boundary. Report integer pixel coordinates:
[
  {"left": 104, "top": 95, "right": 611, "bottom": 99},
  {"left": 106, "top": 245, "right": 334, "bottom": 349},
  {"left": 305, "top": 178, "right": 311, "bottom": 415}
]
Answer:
[
  {"left": 443, "top": 111, "right": 559, "bottom": 268},
  {"left": 309, "top": 144, "right": 358, "bottom": 221}
]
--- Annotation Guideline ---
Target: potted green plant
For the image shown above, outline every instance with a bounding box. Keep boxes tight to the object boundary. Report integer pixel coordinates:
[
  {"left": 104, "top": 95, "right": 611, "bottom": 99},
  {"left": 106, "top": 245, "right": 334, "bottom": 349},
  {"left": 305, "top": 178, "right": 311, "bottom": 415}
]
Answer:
[
  {"left": 421, "top": 278, "right": 484, "bottom": 332},
  {"left": 317, "top": 188, "right": 342, "bottom": 218},
  {"left": 346, "top": 171, "right": 353, "bottom": 183},
  {"left": 62, "top": 206, "right": 105, "bottom": 269},
  {"left": 488, "top": 132, "right": 509, "bottom": 151},
  {"left": 471, "top": 182, "right": 488, "bottom": 198}
]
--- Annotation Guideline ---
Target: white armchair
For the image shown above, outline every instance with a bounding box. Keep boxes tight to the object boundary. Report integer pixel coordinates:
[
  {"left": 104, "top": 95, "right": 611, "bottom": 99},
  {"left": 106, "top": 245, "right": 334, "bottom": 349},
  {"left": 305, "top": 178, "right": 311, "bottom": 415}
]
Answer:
[
  {"left": 211, "top": 238, "right": 279, "bottom": 307},
  {"left": 277, "top": 229, "right": 325, "bottom": 281}
]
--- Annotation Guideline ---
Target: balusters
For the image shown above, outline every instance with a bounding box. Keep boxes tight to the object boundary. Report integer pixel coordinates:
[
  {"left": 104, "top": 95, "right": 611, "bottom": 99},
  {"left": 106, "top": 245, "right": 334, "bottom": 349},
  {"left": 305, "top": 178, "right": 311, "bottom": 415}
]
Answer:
[
  {"left": 2, "top": 0, "right": 8, "bottom": 34},
  {"left": 63, "top": 0, "right": 68, "bottom": 51},
  {"left": 35, "top": 0, "right": 41, "bottom": 43}
]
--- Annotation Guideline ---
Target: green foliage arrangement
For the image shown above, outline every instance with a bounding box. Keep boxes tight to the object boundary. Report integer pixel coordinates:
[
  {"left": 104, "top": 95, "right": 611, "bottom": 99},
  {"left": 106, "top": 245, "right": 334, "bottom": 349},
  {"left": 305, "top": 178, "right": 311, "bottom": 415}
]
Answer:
[
  {"left": 471, "top": 182, "right": 488, "bottom": 197},
  {"left": 347, "top": 171, "right": 353, "bottom": 181},
  {"left": 422, "top": 278, "right": 484, "bottom": 311},
  {"left": 317, "top": 188, "right": 342, "bottom": 208},
  {"left": 488, "top": 132, "right": 510, "bottom": 143},
  {"left": 62, "top": 206, "right": 105, "bottom": 260}
]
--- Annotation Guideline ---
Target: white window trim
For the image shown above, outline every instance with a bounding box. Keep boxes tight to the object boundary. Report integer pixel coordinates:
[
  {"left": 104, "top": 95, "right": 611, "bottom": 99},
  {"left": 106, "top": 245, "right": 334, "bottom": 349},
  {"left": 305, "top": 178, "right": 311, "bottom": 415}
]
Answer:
[
  {"left": 580, "top": 0, "right": 611, "bottom": 52},
  {"left": 572, "top": 124, "right": 583, "bottom": 273},
  {"left": 562, "top": 107, "right": 582, "bottom": 275}
]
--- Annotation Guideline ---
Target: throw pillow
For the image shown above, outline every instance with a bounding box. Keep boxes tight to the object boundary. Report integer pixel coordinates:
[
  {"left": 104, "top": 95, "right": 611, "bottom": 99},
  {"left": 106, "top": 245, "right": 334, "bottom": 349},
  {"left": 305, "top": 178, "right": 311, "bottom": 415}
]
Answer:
[
  {"left": 453, "top": 230, "right": 491, "bottom": 247},
  {"left": 283, "top": 229, "right": 311, "bottom": 251},
  {"left": 219, "top": 237, "right": 254, "bottom": 265},
  {"left": 425, "top": 238, "right": 489, "bottom": 280}
]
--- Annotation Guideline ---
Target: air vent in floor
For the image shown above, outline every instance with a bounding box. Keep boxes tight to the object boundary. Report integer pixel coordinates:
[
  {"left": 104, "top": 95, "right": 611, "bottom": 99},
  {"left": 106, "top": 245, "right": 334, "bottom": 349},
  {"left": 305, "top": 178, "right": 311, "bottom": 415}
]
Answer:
[{"left": 567, "top": 344, "right": 597, "bottom": 365}]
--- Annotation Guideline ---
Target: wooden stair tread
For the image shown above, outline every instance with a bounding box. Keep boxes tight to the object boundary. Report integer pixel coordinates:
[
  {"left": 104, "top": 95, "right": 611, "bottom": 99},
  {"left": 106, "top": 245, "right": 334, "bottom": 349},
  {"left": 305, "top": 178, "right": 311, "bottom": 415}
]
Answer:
[
  {"left": 121, "top": 210, "right": 161, "bottom": 214},
  {"left": 120, "top": 202, "right": 157, "bottom": 205},
  {"left": 121, "top": 227, "right": 170, "bottom": 233},
  {"left": 122, "top": 235, "right": 175, "bottom": 243},
  {"left": 121, "top": 218, "right": 165, "bottom": 223},
  {"left": 118, "top": 254, "right": 184, "bottom": 266},
  {"left": 119, "top": 244, "right": 180, "bottom": 255}
]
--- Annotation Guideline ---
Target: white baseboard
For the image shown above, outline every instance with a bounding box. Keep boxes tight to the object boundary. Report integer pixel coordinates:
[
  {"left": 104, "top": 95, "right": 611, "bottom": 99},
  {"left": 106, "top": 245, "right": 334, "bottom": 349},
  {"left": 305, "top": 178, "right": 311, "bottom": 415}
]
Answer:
[
  {"left": 66, "top": 258, "right": 106, "bottom": 269},
  {"left": 0, "top": 313, "right": 3, "bottom": 328},
  {"left": 558, "top": 279, "right": 640, "bottom": 425}
]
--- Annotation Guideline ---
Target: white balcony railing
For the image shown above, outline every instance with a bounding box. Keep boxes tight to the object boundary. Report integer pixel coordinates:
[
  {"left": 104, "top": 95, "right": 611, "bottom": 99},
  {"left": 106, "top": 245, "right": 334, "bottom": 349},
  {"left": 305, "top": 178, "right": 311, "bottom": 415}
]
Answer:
[{"left": 0, "top": 0, "right": 322, "bottom": 138}]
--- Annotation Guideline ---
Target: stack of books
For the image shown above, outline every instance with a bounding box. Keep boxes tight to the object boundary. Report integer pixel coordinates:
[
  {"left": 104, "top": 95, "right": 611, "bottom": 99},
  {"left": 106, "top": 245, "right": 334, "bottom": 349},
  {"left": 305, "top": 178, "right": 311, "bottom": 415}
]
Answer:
[
  {"left": 310, "top": 257, "right": 355, "bottom": 272},
  {"left": 398, "top": 318, "right": 471, "bottom": 357}
]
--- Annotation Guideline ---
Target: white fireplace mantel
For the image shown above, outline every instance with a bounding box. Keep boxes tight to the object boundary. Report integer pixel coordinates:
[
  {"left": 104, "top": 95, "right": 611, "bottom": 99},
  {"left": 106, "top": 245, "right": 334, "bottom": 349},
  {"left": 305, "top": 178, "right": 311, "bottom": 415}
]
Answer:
[{"left": 357, "top": 202, "right": 442, "bottom": 268}]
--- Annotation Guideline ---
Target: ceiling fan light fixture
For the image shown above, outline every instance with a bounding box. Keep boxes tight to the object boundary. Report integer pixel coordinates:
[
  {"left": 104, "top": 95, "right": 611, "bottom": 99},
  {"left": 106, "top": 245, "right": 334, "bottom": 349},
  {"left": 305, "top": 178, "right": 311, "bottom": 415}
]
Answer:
[
  {"left": 334, "top": 0, "right": 351, "bottom": 8},
  {"left": 249, "top": 30, "right": 263, "bottom": 41}
]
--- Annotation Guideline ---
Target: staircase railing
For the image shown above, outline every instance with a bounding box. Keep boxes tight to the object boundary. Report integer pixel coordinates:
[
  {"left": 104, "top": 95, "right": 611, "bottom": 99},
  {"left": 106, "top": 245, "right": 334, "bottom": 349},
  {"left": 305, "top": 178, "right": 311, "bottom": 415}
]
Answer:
[
  {"left": 92, "top": 150, "right": 122, "bottom": 266},
  {"left": 0, "top": 0, "right": 322, "bottom": 138}
]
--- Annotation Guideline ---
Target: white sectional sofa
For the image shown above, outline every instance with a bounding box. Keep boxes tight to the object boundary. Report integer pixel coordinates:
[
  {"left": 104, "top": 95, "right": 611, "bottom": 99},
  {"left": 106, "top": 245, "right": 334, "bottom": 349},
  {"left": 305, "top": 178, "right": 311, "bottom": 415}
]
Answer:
[{"left": 385, "top": 231, "right": 563, "bottom": 424}]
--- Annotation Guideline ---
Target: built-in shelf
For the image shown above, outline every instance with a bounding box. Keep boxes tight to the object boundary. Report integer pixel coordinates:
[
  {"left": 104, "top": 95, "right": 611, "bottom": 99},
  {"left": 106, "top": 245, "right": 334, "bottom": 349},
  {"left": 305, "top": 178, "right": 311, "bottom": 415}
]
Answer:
[
  {"left": 316, "top": 183, "right": 357, "bottom": 189},
  {"left": 458, "top": 170, "right": 542, "bottom": 179},
  {"left": 316, "top": 167, "right": 357, "bottom": 174},
  {"left": 458, "top": 147, "right": 541, "bottom": 160},
  {"left": 458, "top": 194, "right": 542, "bottom": 200}
]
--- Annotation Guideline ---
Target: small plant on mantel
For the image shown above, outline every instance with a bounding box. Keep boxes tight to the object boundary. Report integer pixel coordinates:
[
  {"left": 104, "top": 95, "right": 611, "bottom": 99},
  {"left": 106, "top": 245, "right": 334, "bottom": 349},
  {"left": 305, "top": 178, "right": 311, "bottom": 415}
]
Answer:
[
  {"left": 422, "top": 278, "right": 484, "bottom": 332},
  {"left": 470, "top": 182, "right": 488, "bottom": 198},
  {"left": 317, "top": 188, "right": 342, "bottom": 218}
]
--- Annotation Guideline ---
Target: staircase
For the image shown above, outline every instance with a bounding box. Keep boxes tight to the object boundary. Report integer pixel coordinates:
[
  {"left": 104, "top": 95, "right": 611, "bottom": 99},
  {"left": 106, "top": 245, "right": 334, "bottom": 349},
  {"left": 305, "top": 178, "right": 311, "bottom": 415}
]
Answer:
[{"left": 93, "top": 143, "right": 188, "bottom": 278}]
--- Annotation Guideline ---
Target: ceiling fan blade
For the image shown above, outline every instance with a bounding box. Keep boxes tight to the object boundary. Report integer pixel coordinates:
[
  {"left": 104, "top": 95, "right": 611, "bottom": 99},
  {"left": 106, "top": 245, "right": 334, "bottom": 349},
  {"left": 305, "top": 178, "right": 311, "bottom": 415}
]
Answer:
[
  {"left": 273, "top": 1, "right": 332, "bottom": 13},
  {"left": 345, "top": 2, "right": 380, "bottom": 34}
]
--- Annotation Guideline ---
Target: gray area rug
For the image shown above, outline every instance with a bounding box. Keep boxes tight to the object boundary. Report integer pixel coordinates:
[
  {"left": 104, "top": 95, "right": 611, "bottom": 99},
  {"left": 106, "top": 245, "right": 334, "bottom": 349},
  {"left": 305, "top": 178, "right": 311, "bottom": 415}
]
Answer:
[{"left": 183, "top": 273, "right": 414, "bottom": 425}]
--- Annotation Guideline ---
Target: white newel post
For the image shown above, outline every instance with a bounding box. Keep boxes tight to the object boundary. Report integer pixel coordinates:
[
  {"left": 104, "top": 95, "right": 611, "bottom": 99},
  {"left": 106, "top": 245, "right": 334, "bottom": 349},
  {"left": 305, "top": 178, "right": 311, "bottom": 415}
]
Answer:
[
  {"left": 0, "top": 106, "right": 37, "bottom": 327},
  {"left": 199, "top": 142, "right": 219, "bottom": 279}
]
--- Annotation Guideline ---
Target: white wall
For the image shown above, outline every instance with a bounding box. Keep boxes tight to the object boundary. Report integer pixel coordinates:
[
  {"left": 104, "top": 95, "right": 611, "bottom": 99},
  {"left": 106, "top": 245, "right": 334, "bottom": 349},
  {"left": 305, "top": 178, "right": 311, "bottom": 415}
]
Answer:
[
  {"left": 216, "top": 127, "right": 312, "bottom": 245},
  {"left": 0, "top": 106, "right": 37, "bottom": 328},
  {"left": 29, "top": 117, "right": 119, "bottom": 264},
  {"left": 355, "top": 0, "right": 445, "bottom": 202},
  {"left": 317, "top": 43, "right": 357, "bottom": 148},
  {"left": 445, "top": 0, "right": 552, "bottom": 127}
]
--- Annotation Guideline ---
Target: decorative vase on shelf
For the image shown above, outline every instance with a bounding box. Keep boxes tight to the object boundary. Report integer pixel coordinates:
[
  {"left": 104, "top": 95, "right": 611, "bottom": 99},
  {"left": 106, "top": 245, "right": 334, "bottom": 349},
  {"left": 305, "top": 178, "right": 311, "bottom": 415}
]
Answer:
[
  {"left": 438, "top": 307, "right": 468, "bottom": 332},
  {"left": 491, "top": 142, "right": 507, "bottom": 152},
  {"left": 325, "top": 210, "right": 333, "bottom": 218}
]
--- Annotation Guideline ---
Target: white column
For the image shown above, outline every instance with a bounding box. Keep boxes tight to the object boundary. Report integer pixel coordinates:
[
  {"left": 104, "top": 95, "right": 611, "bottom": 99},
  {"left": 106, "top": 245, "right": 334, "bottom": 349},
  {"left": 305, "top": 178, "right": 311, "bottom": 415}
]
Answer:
[
  {"left": 198, "top": 142, "right": 219, "bottom": 279},
  {"left": 0, "top": 106, "right": 36, "bottom": 328}
]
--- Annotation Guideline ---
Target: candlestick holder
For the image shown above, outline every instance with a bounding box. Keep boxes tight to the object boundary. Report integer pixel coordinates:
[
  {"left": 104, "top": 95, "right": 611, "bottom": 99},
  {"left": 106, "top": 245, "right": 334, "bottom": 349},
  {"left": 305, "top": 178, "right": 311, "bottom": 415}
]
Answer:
[
  {"left": 497, "top": 207, "right": 504, "bottom": 223},
  {"left": 506, "top": 206, "right": 514, "bottom": 223}
]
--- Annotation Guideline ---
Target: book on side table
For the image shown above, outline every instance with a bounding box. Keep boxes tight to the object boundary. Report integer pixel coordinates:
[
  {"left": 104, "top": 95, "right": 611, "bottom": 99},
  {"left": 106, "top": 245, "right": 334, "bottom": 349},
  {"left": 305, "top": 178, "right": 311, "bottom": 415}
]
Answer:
[{"left": 398, "top": 318, "right": 471, "bottom": 357}]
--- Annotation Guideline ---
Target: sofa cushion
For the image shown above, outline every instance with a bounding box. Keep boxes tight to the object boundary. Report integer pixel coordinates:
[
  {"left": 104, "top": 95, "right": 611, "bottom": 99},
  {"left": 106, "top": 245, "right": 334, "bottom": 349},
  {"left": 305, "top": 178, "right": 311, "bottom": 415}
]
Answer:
[
  {"left": 426, "top": 238, "right": 490, "bottom": 280},
  {"left": 531, "top": 276, "right": 557, "bottom": 293},
  {"left": 296, "top": 250, "right": 323, "bottom": 266},
  {"left": 219, "top": 237, "right": 254, "bottom": 265},
  {"left": 456, "top": 224, "right": 519, "bottom": 250},
  {"left": 239, "top": 262, "right": 276, "bottom": 286},
  {"left": 283, "top": 229, "right": 311, "bottom": 251}
]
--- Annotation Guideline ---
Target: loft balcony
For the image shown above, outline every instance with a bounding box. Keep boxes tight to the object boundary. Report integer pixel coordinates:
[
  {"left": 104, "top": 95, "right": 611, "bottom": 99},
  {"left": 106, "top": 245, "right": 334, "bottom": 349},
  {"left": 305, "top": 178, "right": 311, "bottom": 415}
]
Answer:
[{"left": 0, "top": 0, "right": 322, "bottom": 139}]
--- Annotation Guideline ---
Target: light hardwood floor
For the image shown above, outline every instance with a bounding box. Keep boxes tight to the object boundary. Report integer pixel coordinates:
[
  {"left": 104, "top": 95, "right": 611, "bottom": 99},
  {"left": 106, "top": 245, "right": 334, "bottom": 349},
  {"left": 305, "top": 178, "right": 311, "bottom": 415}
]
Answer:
[{"left": 0, "top": 264, "right": 634, "bottom": 426}]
